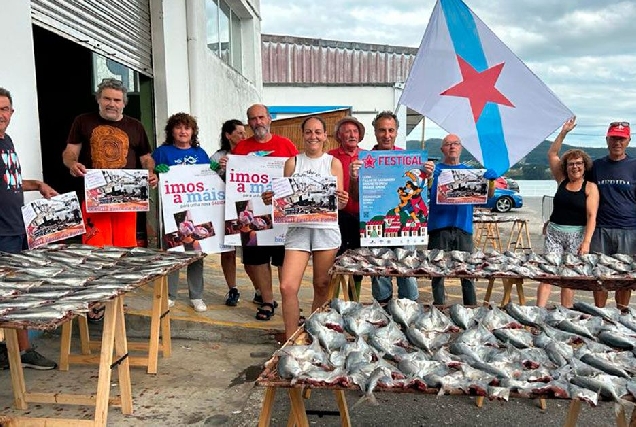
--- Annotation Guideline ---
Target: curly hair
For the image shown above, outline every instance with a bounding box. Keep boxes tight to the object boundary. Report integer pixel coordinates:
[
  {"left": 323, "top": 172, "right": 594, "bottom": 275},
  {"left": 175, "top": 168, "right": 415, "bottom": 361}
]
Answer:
[
  {"left": 220, "top": 119, "right": 244, "bottom": 151},
  {"left": 96, "top": 78, "right": 128, "bottom": 104},
  {"left": 163, "top": 112, "right": 199, "bottom": 147},
  {"left": 560, "top": 149, "right": 593, "bottom": 177}
]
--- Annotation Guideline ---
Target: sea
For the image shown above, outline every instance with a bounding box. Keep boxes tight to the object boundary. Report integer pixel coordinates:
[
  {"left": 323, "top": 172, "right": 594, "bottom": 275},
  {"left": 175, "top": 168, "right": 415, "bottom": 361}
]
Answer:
[{"left": 515, "top": 180, "right": 557, "bottom": 198}]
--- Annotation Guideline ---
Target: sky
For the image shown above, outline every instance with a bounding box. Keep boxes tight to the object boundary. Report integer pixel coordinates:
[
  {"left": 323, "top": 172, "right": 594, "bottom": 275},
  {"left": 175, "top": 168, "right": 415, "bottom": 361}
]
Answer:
[{"left": 260, "top": 0, "right": 636, "bottom": 147}]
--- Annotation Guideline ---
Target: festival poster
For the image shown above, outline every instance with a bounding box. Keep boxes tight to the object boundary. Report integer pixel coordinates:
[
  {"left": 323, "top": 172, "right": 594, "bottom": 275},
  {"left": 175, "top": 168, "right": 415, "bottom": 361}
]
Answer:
[
  {"left": 436, "top": 169, "right": 488, "bottom": 204},
  {"left": 22, "top": 191, "right": 85, "bottom": 249},
  {"left": 272, "top": 173, "right": 338, "bottom": 225},
  {"left": 159, "top": 164, "right": 230, "bottom": 254},
  {"left": 224, "top": 155, "right": 287, "bottom": 246},
  {"left": 84, "top": 169, "right": 149, "bottom": 212},
  {"left": 358, "top": 150, "right": 429, "bottom": 247}
]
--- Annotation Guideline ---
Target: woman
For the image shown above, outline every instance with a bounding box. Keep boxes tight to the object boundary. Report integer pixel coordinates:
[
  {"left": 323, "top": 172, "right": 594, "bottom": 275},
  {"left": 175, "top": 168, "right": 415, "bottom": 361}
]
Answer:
[
  {"left": 152, "top": 112, "right": 210, "bottom": 312},
  {"left": 264, "top": 116, "right": 348, "bottom": 335},
  {"left": 210, "top": 120, "right": 251, "bottom": 307},
  {"left": 536, "top": 117, "right": 599, "bottom": 307}
]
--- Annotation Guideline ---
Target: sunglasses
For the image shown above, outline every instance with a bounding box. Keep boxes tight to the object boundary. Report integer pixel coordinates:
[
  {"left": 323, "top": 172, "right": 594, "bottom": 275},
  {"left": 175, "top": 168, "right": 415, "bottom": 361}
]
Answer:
[{"left": 610, "top": 121, "right": 630, "bottom": 127}]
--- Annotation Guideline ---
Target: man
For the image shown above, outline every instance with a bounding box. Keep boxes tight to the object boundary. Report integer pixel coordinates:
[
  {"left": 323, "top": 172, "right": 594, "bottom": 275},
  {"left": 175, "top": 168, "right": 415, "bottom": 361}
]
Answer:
[
  {"left": 590, "top": 121, "right": 636, "bottom": 309},
  {"left": 426, "top": 134, "right": 495, "bottom": 306},
  {"left": 229, "top": 104, "right": 298, "bottom": 320},
  {"left": 350, "top": 111, "right": 419, "bottom": 303},
  {"left": 0, "top": 87, "right": 58, "bottom": 370},
  {"left": 328, "top": 116, "right": 365, "bottom": 297},
  {"left": 62, "top": 78, "right": 157, "bottom": 321}
]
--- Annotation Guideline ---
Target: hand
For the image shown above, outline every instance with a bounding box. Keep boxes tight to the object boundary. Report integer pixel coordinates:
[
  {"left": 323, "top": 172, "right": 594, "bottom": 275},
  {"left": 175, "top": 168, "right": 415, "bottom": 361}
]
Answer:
[
  {"left": 148, "top": 172, "right": 158, "bottom": 188},
  {"left": 219, "top": 156, "right": 228, "bottom": 169},
  {"left": 210, "top": 160, "right": 220, "bottom": 171},
  {"left": 39, "top": 183, "right": 58, "bottom": 199},
  {"left": 483, "top": 168, "right": 500, "bottom": 180},
  {"left": 423, "top": 161, "right": 435, "bottom": 177},
  {"left": 262, "top": 190, "right": 274, "bottom": 206},
  {"left": 350, "top": 160, "right": 363, "bottom": 179},
  {"left": 69, "top": 161, "right": 87, "bottom": 177},
  {"left": 561, "top": 116, "right": 577, "bottom": 134},
  {"left": 154, "top": 164, "right": 170, "bottom": 174},
  {"left": 578, "top": 241, "right": 590, "bottom": 255},
  {"left": 336, "top": 190, "right": 349, "bottom": 207}
]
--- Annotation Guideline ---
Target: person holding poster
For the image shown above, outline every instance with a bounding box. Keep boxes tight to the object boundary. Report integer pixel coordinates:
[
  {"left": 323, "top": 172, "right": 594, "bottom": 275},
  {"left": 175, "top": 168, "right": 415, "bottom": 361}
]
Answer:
[
  {"left": 220, "top": 104, "right": 298, "bottom": 321},
  {"left": 152, "top": 112, "right": 210, "bottom": 312},
  {"left": 264, "top": 116, "right": 348, "bottom": 338},
  {"left": 0, "top": 87, "right": 59, "bottom": 370},
  {"left": 426, "top": 134, "right": 495, "bottom": 306}
]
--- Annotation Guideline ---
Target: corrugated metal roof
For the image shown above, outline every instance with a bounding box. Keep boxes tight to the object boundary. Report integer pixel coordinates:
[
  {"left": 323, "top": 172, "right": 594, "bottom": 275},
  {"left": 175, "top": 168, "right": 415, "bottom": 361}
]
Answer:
[{"left": 262, "top": 34, "right": 417, "bottom": 84}]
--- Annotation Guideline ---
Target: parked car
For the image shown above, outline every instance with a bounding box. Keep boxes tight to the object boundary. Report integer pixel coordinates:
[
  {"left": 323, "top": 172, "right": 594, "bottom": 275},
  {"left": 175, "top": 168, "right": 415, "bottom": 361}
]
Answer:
[
  {"left": 494, "top": 176, "right": 520, "bottom": 193},
  {"left": 479, "top": 188, "right": 523, "bottom": 213}
]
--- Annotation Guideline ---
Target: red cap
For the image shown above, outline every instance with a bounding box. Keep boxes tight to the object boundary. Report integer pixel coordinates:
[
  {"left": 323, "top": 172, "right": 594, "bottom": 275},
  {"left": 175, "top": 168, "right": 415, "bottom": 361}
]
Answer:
[{"left": 607, "top": 122, "right": 630, "bottom": 138}]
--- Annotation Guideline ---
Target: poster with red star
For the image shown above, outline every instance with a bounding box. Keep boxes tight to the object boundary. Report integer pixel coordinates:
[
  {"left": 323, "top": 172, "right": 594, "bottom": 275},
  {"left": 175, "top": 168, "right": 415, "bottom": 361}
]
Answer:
[{"left": 358, "top": 150, "right": 428, "bottom": 247}]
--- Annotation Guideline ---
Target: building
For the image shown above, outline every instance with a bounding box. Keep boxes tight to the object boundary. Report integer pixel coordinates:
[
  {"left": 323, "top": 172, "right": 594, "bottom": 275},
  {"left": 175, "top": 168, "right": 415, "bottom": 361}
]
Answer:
[
  {"left": 261, "top": 34, "right": 423, "bottom": 149},
  {"left": 3, "top": 0, "right": 263, "bottom": 246}
]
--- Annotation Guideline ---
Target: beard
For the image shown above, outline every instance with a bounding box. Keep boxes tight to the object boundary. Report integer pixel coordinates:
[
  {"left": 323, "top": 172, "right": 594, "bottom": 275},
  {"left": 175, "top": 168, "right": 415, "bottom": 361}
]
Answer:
[{"left": 252, "top": 125, "right": 269, "bottom": 140}]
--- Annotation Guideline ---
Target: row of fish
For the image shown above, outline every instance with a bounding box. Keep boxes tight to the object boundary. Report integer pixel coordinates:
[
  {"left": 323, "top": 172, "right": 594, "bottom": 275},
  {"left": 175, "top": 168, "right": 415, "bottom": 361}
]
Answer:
[
  {"left": 274, "top": 299, "right": 636, "bottom": 407},
  {"left": 332, "top": 247, "right": 636, "bottom": 282},
  {"left": 0, "top": 243, "right": 203, "bottom": 326}
]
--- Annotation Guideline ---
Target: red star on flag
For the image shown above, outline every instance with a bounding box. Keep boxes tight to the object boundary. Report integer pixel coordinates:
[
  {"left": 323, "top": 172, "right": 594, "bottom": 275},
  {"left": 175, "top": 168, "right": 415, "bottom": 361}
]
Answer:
[
  {"left": 362, "top": 155, "right": 376, "bottom": 168},
  {"left": 441, "top": 55, "right": 514, "bottom": 122}
]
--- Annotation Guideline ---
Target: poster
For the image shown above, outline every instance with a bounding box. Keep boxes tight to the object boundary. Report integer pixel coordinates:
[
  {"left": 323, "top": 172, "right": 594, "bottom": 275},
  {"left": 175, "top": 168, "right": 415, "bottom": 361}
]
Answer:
[
  {"left": 436, "top": 169, "right": 488, "bottom": 204},
  {"left": 358, "top": 150, "right": 429, "bottom": 247},
  {"left": 22, "top": 191, "right": 85, "bottom": 249},
  {"left": 159, "top": 164, "right": 231, "bottom": 254},
  {"left": 84, "top": 169, "right": 149, "bottom": 212},
  {"left": 224, "top": 155, "right": 287, "bottom": 246},
  {"left": 272, "top": 173, "right": 338, "bottom": 225}
]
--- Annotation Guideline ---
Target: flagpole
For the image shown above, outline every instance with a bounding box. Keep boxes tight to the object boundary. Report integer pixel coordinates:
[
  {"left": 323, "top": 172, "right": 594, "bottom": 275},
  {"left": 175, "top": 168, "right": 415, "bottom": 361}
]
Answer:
[{"left": 421, "top": 117, "right": 426, "bottom": 150}]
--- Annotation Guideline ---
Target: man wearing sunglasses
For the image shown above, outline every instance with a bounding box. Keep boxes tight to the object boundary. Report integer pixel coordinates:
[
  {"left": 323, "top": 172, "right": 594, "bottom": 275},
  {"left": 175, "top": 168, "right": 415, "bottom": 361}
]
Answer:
[{"left": 589, "top": 121, "right": 635, "bottom": 309}]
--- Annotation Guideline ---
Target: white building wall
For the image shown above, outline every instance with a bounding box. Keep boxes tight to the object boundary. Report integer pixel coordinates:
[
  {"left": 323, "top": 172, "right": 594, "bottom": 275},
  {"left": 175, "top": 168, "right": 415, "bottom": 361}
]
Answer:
[
  {"left": 1, "top": 0, "right": 44, "bottom": 200},
  {"left": 263, "top": 85, "right": 406, "bottom": 150}
]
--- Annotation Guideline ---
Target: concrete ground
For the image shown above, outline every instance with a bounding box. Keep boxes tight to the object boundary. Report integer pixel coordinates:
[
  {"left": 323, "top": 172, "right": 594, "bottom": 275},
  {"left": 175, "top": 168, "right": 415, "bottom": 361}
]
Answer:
[{"left": 0, "top": 197, "right": 621, "bottom": 425}]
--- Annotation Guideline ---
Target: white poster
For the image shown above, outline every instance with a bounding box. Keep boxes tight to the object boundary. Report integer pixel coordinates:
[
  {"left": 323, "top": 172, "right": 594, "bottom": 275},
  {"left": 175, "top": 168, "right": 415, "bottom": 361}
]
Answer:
[
  {"left": 224, "top": 155, "right": 287, "bottom": 246},
  {"left": 159, "top": 164, "right": 231, "bottom": 254},
  {"left": 272, "top": 173, "right": 338, "bottom": 225},
  {"left": 436, "top": 169, "right": 488, "bottom": 205},
  {"left": 22, "top": 192, "right": 85, "bottom": 249},
  {"left": 84, "top": 169, "right": 149, "bottom": 212}
]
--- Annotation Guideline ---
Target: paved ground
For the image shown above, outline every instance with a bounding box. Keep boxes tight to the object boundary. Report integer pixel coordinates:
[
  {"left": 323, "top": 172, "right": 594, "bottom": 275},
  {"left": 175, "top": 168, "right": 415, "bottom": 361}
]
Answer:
[{"left": 0, "top": 197, "right": 624, "bottom": 425}]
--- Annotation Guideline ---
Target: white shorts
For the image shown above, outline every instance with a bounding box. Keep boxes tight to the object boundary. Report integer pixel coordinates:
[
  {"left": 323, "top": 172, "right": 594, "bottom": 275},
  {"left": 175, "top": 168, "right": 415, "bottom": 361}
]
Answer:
[{"left": 285, "top": 227, "right": 341, "bottom": 252}]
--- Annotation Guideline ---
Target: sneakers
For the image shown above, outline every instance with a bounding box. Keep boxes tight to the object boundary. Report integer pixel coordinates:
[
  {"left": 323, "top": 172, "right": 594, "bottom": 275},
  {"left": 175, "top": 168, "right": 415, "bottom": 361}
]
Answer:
[
  {"left": 190, "top": 299, "right": 207, "bottom": 312},
  {"left": 168, "top": 299, "right": 175, "bottom": 308},
  {"left": 0, "top": 343, "right": 8, "bottom": 370},
  {"left": 20, "top": 348, "right": 58, "bottom": 370},
  {"left": 225, "top": 288, "right": 240, "bottom": 306}
]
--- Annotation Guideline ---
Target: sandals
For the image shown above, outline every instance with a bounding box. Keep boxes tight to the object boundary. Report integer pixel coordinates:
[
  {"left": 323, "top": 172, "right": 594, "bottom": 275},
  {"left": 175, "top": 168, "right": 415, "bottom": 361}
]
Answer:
[
  {"left": 255, "top": 302, "right": 275, "bottom": 321},
  {"left": 252, "top": 294, "right": 278, "bottom": 308},
  {"left": 87, "top": 303, "right": 105, "bottom": 323}
]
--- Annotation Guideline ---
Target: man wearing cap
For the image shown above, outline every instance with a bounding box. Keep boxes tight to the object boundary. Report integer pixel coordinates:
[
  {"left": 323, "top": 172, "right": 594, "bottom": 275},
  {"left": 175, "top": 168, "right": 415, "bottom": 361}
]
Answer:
[
  {"left": 328, "top": 116, "right": 365, "bottom": 296},
  {"left": 590, "top": 121, "right": 636, "bottom": 309}
]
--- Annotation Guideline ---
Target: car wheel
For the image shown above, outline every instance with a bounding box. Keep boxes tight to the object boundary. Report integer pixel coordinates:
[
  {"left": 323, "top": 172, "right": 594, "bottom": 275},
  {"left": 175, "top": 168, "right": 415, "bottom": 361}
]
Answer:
[{"left": 494, "top": 196, "right": 513, "bottom": 213}]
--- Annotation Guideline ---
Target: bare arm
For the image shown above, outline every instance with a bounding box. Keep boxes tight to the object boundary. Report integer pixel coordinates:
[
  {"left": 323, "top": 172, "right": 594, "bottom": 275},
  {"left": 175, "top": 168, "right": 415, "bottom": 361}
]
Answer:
[
  {"left": 348, "top": 159, "right": 362, "bottom": 201},
  {"left": 579, "top": 181, "right": 599, "bottom": 254},
  {"left": 331, "top": 157, "right": 348, "bottom": 210},
  {"left": 548, "top": 116, "right": 576, "bottom": 183},
  {"left": 23, "top": 180, "right": 58, "bottom": 198},
  {"left": 139, "top": 153, "right": 158, "bottom": 188},
  {"left": 62, "top": 143, "right": 87, "bottom": 177}
]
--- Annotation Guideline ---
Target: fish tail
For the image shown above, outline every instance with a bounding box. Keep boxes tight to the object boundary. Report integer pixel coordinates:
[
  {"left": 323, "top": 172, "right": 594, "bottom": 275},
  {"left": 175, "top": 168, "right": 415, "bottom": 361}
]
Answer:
[{"left": 352, "top": 393, "right": 378, "bottom": 410}]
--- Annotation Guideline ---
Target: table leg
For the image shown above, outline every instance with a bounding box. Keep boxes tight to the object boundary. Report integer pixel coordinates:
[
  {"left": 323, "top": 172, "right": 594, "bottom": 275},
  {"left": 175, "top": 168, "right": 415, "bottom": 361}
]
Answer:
[
  {"left": 334, "top": 390, "right": 351, "bottom": 427},
  {"left": 629, "top": 406, "right": 636, "bottom": 427},
  {"left": 563, "top": 400, "right": 581, "bottom": 427},
  {"left": 616, "top": 403, "right": 628, "bottom": 427},
  {"left": 516, "top": 279, "right": 526, "bottom": 305},
  {"left": 483, "top": 278, "right": 495, "bottom": 304},
  {"left": 288, "top": 388, "right": 309, "bottom": 427},
  {"left": 501, "top": 279, "right": 513, "bottom": 306},
  {"left": 329, "top": 274, "right": 340, "bottom": 300},
  {"left": 147, "top": 277, "right": 163, "bottom": 374},
  {"left": 78, "top": 315, "right": 91, "bottom": 354},
  {"left": 160, "top": 275, "right": 172, "bottom": 358},
  {"left": 93, "top": 298, "right": 118, "bottom": 426},
  {"left": 59, "top": 319, "right": 72, "bottom": 371},
  {"left": 475, "top": 396, "right": 484, "bottom": 408},
  {"left": 114, "top": 296, "right": 133, "bottom": 415},
  {"left": 5, "top": 328, "right": 27, "bottom": 410},
  {"left": 257, "top": 387, "right": 277, "bottom": 427}
]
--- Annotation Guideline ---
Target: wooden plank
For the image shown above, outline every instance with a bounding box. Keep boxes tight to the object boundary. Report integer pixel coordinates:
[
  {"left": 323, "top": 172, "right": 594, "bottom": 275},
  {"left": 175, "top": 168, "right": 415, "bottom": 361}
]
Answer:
[
  {"left": 617, "top": 404, "right": 628, "bottom": 427},
  {"left": 93, "top": 298, "right": 118, "bottom": 426},
  {"left": 160, "top": 275, "right": 172, "bottom": 358},
  {"left": 59, "top": 319, "right": 72, "bottom": 371},
  {"left": 24, "top": 392, "right": 121, "bottom": 406},
  {"left": 501, "top": 279, "right": 513, "bottom": 306},
  {"left": 475, "top": 396, "right": 484, "bottom": 408},
  {"left": 563, "top": 399, "right": 581, "bottom": 427},
  {"left": 147, "top": 277, "right": 163, "bottom": 374},
  {"left": 516, "top": 279, "right": 526, "bottom": 305},
  {"left": 630, "top": 406, "right": 636, "bottom": 427},
  {"left": 114, "top": 297, "right": 133, "bottom": 415},
  {"left": 288, "top": 388, "right": 309, "bottom": 427},
  {"left": 5, "top": 328, "right": 27, "bottom": 410},
  {"left": 257, "top": 387, "right": 277, "bottom": 427},
  {"left": 78, "top": 314, "right": 92, "bottom": 354},
  {"left": 483, "top": 278, "right": 495, "bottom": 304},
  {"left": 67, "top": 353, "right": 150, "bottom": 368},
  {"left": 334, "top": 390, "right": 351, "bottom": 427},
  {"left": 5, "top": 417, "right": 95, "bottom": 427}
]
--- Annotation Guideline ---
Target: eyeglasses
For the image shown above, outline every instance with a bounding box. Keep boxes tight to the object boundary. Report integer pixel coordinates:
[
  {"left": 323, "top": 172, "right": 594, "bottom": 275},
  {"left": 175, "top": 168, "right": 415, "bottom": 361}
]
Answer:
[
  {"left": 443, "top": 142, "right": 461, "bottom": 147},
  {"left": 610, "top": 121, "right": 630, "bottom": 127},
  {"left": 0, "top": 106, "right": 13, "bottom": 113},
  {"left": 567, "top": 161, "right": 584, "bottom": 167}
]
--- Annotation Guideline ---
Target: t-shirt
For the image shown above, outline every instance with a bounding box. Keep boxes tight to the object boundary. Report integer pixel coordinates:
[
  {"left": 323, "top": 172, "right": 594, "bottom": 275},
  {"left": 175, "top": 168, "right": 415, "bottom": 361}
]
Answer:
[
  {"left": 151, "top": 144, "right": 210, "bottom": 167},
  {"left": 590, "top": 156, "right": 636, "bottom": 229},
  {"left": 231, "top": 134, "right": 298, "bottom": 157},
  {"left": 66, "top": 112, "right": 152, "bottom": 169},
  {"left": 328, "top": 146, "right": 361, "bottom": 215},
  {"left": 0, "top": 134, "right": 26, "bottom": 236},
  {"left": 428, "top": 163, "right": 473, "bottom": 234},
  {"left": 291, "top": 153, "right": 338, "bottom": 230}
]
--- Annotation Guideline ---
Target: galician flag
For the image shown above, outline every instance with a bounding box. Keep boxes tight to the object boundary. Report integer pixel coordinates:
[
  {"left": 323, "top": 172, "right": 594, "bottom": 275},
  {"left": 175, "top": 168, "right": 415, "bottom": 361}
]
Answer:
[{"left": 399, "top": 0, "right": 573, "bottom": 175}]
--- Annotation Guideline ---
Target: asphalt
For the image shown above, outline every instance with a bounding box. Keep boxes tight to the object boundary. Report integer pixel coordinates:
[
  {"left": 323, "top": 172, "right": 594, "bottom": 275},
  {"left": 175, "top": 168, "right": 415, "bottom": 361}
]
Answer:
[{"left": 0, "top": 197, "right": 629, "bottom": 426}]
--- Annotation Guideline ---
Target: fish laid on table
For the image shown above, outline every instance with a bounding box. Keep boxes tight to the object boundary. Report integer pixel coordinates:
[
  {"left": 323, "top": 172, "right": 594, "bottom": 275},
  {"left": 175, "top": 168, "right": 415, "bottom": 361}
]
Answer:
[
  {"left": 305, "top": 320, "right": 346, "bottom": 352},
  {"left": 276, "top": 339, "right": 330, "bottom": 383},
  {"left": 569, "top": 375, "right": 628, "bottom": 402},
  {"left": 343, "top": 302, "right": 390, "bottom": 337},
  {"left": 578, "top": 352, "right": 631, "bottom": 379},
  {"left": 448, "top": 304, "right": 487, "bottom": 330},
  {"left": 387, "top": 298, "right": 423, "bottom": 327},
  {"left": 493, "top": 328, "right": 534, "bottom": 349},
  {"left": 505, "top": 302, "right": 545, "bottom": 329},
  {"left": 479, "top": 306, "right": 523, "bottom": 331},
  {"left": 0, "top": 307, "right": 70, "bottom": 322},
  {"left": 368, "top": 321, "right": 409, "bottom": 360},
  {"left": 411, "top": 305, "right": 457, "bottom": 333},
  {"left": 330, "top": 299, "right": 362, "bottom": 316},
  {"left": 405, "top": 326, "right": 451, "bottom": 353}
]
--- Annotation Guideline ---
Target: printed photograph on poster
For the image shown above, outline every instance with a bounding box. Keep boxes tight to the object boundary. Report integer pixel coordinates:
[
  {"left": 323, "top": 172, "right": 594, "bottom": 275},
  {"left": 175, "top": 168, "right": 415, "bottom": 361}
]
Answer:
[
  {"left": 159, "top": 164, "right": 230, "bottom": 254},
  {"left": 84, "top": 169, "right": 149, "bottom": 212},
  {"left": 21, "top": 191, "right": 85, "bottom": 249},
  {"left": 358, "top": 150, "right": 429, "bottom": 247},
  {"left": 436, "top": 169, "right": 488, "bottom": 204},
  {"left": 272, "top": 173, "right": 338, "bottom": 225},
  {"left": 224, "top": 155, "right": 288, "bottom": 246}
]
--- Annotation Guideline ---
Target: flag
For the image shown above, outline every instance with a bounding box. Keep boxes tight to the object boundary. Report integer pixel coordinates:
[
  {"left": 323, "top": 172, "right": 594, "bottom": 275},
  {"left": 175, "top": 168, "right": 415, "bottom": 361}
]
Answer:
[{"left": 399, "top": 0, "right": 573, "bottom": 176}]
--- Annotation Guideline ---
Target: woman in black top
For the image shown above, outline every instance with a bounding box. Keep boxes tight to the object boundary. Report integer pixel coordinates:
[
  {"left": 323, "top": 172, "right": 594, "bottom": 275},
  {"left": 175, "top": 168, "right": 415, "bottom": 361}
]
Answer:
[{"left": 536, "top": 117, "right": 599, "bottom": 307}]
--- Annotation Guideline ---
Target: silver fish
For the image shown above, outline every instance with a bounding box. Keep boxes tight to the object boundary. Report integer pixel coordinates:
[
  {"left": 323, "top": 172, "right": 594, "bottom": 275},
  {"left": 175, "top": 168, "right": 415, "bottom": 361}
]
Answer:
[
  {"left": 493, "top": 328, "right": 533, "bottom": 349},
  {"left": 387, "top": 298, "right": 423, "bottom": 327}
]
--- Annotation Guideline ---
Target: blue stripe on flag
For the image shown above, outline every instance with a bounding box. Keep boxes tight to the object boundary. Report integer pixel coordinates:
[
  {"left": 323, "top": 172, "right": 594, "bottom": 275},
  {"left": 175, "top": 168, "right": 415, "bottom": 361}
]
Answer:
[{"left": 440, "top": 0, "right": 510, "bottom": 174}]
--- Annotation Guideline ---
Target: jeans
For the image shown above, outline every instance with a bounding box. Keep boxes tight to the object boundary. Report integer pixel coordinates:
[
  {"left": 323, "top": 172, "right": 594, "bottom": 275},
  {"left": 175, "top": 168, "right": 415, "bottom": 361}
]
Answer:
[
  {"left": 371, "top": 275, "right": 419, "bottom": 302},
  {"left": 168, "top": 258, "right": 204, "bottom": 300},
  {"left": 429, "top": 227, "right": 476, "bottom": 305}
]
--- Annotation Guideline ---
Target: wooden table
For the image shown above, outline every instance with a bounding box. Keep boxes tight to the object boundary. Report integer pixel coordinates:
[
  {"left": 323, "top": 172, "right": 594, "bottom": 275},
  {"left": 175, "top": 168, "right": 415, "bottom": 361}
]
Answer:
[{"left": 2, "top": 295, "right": 132, "bottom": 426}]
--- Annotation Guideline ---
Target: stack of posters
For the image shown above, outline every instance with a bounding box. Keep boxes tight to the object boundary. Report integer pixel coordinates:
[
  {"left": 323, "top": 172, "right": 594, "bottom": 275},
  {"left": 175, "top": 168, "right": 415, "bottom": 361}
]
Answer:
[
  {"left": 22, "top": 192, "right": 85, "bottom": 249},
  {"left": 271, "top": 173, "right": 338, "bottom": 225},
  {"left": 84, "top": 169, "right": 149, "bottom": 212}
]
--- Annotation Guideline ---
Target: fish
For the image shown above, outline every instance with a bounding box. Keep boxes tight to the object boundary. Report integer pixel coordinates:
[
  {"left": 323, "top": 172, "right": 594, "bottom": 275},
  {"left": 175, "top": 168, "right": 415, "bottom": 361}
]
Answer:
[
  {"left": 618, "top": 309, "right": 636, "bottom": 333},
  {"left": 597, "top": 330, "right": 636, "bottom": 351},
  {"left": 387, "top": 298, "right": 423, "bottom": 327},
  {"left": 487, "top": 386, "right": 510, "bottom": 401},
  {"left": 351, "top": 366, "right": 393, "bottom": 408},
  {"left": 405, "top": 328, "right": 451, "bottom": 353},
  {"left": 533, "top": 333, "right": 572, "bottom": 366},
  {"left": 550, "top": 319, "right": 595, "bottom": 340},
  {"left": 449, "top": 304, "right": 477, "bottom": 330},
  {"left": 330, "top": 299, "right": 362, "bottom": 316},
  {"left": 343, "top": 302, "right": 390, "bottom": 337},
  {"left": 298, "top": 367, "right": 348, "bottom": 387},
  {"left": 398, "top": 356, "right": 448, "bottom": 379},
  {"left": 307, "top": 309, "right": 345, "bottom": 332},
  {"left": 305, "top": 321, "right": 346, "bottom": 352},
  {"left": 368, "top": 322, "right": 409, "bottom": 360},
  {"left": 479, "top": 306, "right": 523, "bottom": 330},
  {"left": 569, "top": 375, "right": 627, "bottom": 402},
  {"left": 579, "top": 353, "right": 631, "bottom": 379},
  {"left": 505, "top": 302, "right": 545, "bottom": 329},
  {"left": 276, "top": 339, "right": 330, "bottom": 382},
  {"left": 411, "top": 305, "right": 457, "bottom": 333},
  {"left": 493, "top": 328, "right": 533, "bottom": 349},
  {"left": 568, "top": 383, "right": 599, "bottom": 407}
]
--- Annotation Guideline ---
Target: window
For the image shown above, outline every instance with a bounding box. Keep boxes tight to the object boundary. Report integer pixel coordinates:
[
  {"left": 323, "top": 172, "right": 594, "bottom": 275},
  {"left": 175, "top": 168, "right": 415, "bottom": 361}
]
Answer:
[
  {"left": 206, "top": 0, "right": 242, "bottom": 72},
  {"left": 92, "top": 53, "right": 139, "bottom": 94}
]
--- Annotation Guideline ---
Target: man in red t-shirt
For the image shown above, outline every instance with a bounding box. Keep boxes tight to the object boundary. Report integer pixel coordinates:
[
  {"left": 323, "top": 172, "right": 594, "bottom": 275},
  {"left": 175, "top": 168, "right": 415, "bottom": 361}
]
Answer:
[{"left": 226, "top": 104, "right": 298, "bottom": 320}]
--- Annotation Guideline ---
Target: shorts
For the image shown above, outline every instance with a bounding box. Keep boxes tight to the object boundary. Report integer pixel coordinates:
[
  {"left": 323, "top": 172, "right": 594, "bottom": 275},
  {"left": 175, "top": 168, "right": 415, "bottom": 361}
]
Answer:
[
  {"left": 285, "top": 227, "right": 341, "bottom": 252},
  {"left": 590, "top": 227, "right": 636, "bottom": 255},
  {"left": 544, "top": 222, "right": 584, "bottom": 256},
  {"left": 0, "top": 235, "right": 27, "bottom": 253},
  {"left": 241, "top": 245, "right": 285, "bottom": 266},
  {"left": 81, "top": 201, "right": 137, "bottom": 247}
]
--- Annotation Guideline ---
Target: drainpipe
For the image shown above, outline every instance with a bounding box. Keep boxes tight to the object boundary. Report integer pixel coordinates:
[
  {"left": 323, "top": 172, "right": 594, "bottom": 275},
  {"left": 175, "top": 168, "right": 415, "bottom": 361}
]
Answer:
[{"left": 185, "top": 1, "right": 200, "bottom": 118}]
